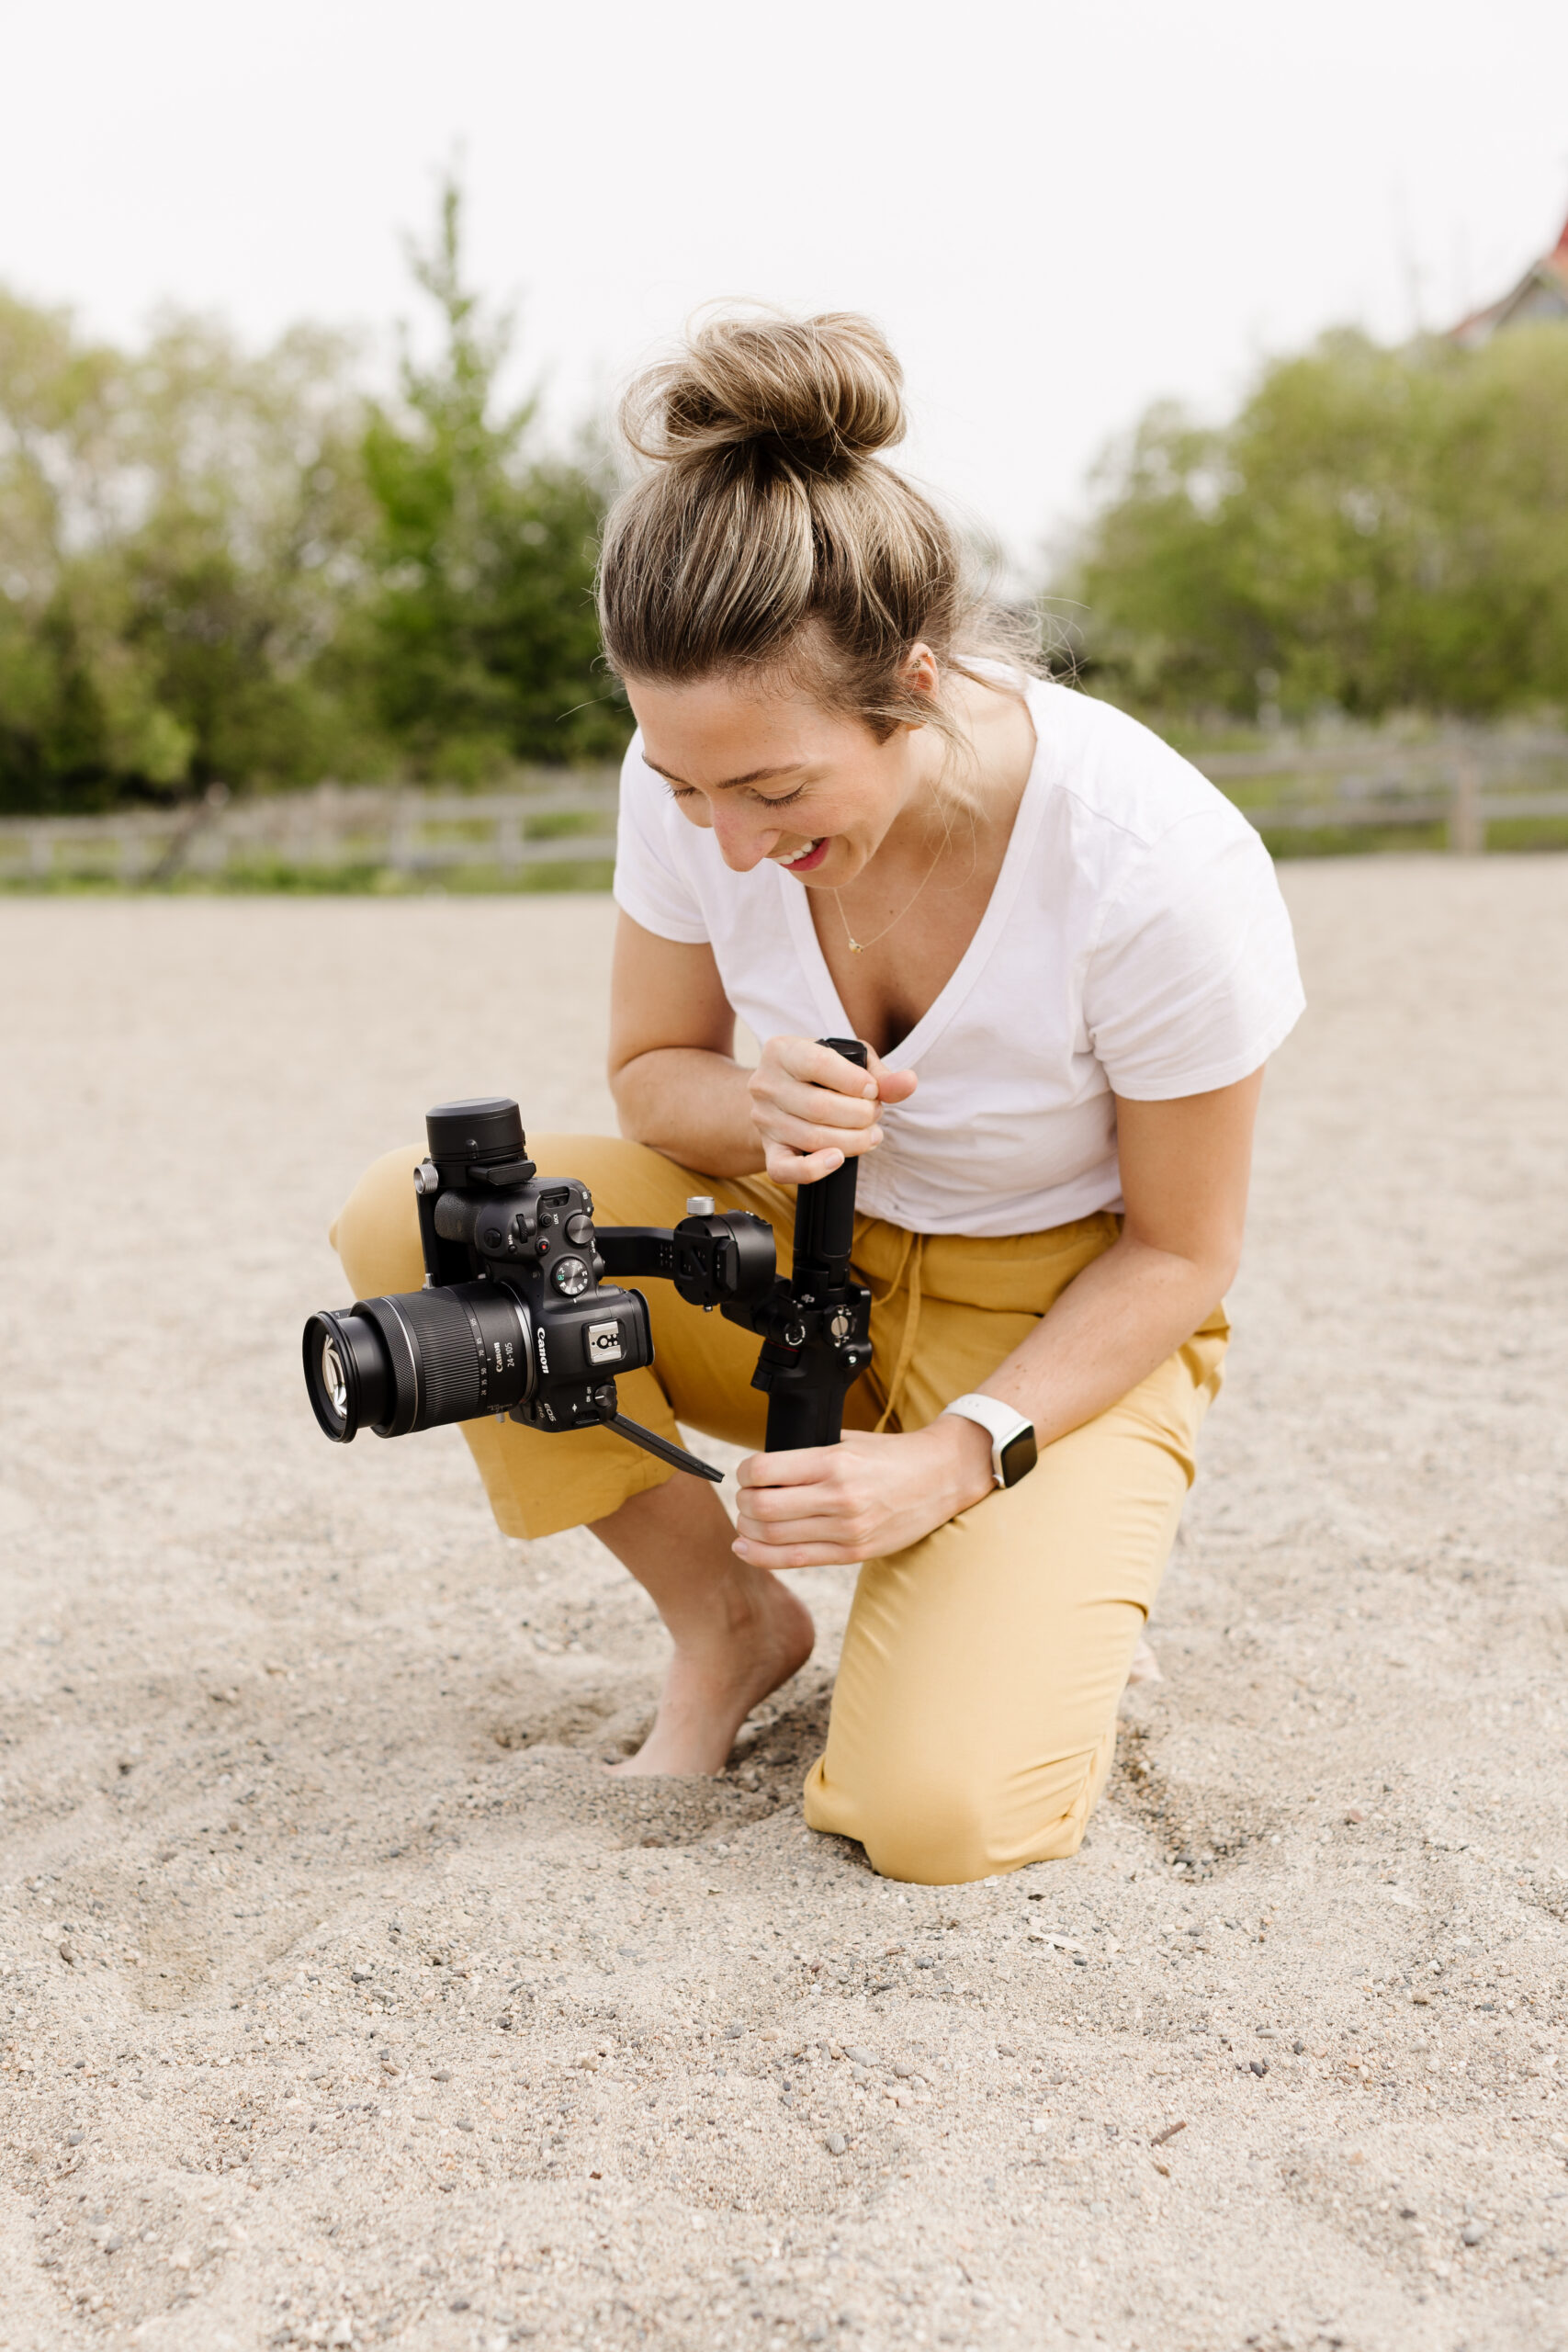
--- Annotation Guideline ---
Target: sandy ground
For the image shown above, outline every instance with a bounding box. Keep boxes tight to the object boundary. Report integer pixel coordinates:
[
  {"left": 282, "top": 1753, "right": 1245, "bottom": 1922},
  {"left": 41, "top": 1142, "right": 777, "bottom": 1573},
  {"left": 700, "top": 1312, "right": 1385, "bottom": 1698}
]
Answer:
[{"left": 2, "top": 859, "right": 1566, "bottom": 2352}]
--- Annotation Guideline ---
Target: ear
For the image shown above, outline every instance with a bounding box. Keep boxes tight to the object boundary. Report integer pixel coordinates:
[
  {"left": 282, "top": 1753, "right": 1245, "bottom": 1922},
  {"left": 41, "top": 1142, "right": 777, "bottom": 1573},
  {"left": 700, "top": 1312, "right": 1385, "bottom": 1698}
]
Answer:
[{"left": 899, "top": 641, "right": 940, "bottom": 707}]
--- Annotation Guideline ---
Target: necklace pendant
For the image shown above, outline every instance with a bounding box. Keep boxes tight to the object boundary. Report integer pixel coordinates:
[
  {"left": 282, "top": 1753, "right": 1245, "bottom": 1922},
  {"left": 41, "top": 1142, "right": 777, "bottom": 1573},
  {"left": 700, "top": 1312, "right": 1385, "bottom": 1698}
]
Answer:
[{"left": 847, "top": 937, "right": 863, "bottom": 955}]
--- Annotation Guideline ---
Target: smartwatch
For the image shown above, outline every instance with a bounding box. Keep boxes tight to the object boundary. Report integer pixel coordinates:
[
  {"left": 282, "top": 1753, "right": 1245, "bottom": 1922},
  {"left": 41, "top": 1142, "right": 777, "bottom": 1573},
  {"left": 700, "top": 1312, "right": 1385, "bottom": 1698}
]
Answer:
[{"left": 940, "top": 1393, "right": 1038, "bottom": 1490}]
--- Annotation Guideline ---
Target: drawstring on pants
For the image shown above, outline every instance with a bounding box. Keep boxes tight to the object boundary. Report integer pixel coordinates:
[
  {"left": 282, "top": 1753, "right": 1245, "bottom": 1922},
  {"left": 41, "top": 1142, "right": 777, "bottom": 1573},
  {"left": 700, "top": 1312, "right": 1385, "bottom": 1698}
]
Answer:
[{"left": 866, "top": 1227, "right": 926, "bottom": 1433}]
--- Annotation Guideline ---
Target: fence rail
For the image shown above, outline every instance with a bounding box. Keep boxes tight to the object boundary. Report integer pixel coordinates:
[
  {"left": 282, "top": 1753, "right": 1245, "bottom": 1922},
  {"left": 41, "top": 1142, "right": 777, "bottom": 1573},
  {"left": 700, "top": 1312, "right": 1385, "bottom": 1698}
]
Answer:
[
  {"left": 4, "top": 731, "right": 1567, "bottom": 887},
  {"left": 0, "top": 772, "right": 624, "bottom": 888}
]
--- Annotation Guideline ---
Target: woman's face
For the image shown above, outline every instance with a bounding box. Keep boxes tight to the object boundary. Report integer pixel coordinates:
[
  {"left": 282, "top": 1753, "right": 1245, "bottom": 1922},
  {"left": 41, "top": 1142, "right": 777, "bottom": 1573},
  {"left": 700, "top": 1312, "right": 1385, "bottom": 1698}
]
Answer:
[{"left": 624, "top": 656, "right": 942, "bottom": 888}]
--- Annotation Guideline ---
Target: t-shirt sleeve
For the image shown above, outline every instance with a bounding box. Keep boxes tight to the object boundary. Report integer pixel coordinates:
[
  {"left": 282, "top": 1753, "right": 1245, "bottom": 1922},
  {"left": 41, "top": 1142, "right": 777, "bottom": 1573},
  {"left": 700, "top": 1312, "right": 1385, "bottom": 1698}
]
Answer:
[
  {"left": 1084, "top": 810, "right": 1304, "bottom": 1099},
  {"left": 611, "top": 735, "right": 710, "bottom": 944}
]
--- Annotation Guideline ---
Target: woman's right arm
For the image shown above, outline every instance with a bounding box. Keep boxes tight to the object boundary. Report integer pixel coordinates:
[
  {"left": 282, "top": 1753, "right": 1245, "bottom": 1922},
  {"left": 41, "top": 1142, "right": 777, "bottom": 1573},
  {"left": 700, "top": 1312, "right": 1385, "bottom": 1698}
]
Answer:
[{"left": 607, "top": 912, "right": 911, "bottom": 1183}]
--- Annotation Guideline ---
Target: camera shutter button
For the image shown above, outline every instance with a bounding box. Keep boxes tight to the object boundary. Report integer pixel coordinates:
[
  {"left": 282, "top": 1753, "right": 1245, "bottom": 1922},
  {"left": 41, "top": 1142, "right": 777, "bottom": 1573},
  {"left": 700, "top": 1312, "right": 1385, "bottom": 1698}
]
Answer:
[{"left": 565, "top": 1212, "right": 593, "bottom": 1245}]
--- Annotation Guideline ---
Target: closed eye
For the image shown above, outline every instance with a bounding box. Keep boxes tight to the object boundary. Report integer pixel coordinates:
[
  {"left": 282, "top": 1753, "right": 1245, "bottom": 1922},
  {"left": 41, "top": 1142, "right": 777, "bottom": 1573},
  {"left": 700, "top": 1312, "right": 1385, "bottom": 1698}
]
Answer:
[{"left": 664, "top": 783, "right": 807, "bottom": 809}]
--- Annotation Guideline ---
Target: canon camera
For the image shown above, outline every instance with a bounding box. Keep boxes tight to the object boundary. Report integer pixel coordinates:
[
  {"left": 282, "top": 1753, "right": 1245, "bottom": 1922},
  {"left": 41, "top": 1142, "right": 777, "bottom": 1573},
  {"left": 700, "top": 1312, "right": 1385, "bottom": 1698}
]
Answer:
[{"left": 302, "top": 1042, "right": 874, "bottom": 1476}]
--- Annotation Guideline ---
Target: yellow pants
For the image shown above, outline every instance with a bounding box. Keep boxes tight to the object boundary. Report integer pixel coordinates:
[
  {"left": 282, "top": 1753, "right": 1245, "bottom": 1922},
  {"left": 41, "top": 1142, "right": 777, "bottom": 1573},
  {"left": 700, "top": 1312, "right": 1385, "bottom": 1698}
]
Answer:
[{"left": 332, "top": 1136, "right": 1228, "bottom": 1886}]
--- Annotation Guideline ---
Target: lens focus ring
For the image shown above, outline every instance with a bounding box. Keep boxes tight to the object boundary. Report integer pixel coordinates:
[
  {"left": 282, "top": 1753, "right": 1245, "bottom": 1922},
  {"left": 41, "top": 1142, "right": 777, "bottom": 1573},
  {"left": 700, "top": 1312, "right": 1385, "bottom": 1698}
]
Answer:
[{"left": 359, "top": 1283, "right": 532, "bottom": 1434}]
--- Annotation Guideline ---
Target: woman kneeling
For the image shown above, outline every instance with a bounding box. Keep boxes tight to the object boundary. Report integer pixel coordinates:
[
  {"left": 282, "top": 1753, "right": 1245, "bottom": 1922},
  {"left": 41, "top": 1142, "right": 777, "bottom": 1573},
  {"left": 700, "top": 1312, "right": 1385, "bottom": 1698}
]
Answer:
[{"left": 333, "top": 311, "right": 1303, "bottom": 1887}]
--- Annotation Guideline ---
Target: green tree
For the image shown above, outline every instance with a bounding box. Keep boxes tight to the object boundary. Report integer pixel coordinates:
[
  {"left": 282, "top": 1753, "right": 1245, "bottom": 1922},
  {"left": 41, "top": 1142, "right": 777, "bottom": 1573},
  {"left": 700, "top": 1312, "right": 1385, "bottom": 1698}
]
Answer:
[
  {"left": 1063, "top": 323, "right": 1568, "bottom": 720},
  {"left": 0, "top": 291, "right": 373, "bottom": 811},
  {"left": 355, "top": 177, "right": 628, "bottom": 776}
]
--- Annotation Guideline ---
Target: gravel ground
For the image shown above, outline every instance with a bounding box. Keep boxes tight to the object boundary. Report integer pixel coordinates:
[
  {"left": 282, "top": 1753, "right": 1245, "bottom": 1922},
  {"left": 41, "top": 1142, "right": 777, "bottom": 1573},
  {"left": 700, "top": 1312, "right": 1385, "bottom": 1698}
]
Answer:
[{"left": 2, "top": 859, "right": 1566, "bottom": 2352}]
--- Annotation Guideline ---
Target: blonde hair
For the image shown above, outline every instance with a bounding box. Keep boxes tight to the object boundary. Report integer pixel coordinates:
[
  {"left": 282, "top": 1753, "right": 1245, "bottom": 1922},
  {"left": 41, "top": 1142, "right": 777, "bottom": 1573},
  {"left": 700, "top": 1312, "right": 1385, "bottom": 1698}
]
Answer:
[{"left": 596, "top": 311, "right": 1039, "bottom": 752}]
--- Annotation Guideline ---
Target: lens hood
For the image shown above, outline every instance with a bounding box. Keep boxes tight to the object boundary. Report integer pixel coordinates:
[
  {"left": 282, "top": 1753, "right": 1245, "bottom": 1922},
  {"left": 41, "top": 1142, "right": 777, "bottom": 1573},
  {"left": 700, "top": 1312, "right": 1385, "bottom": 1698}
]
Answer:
[{"left": 302, "top": 1307, "right": 389, "bottom": 1442}]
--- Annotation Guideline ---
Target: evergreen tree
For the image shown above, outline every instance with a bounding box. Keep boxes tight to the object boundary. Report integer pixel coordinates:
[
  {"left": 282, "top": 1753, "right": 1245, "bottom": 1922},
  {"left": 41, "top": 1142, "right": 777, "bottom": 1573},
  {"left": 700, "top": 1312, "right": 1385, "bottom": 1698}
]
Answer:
[{"left": 356, "top": 177, "right": 628, "bottom": 775}]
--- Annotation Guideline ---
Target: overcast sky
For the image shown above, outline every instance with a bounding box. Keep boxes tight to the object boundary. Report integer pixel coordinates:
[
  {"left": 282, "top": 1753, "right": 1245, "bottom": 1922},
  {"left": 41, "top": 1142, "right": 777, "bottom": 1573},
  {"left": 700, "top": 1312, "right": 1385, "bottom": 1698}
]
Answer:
[{"left": 6, "top": 0, "right": 1567, "bottom": 571}]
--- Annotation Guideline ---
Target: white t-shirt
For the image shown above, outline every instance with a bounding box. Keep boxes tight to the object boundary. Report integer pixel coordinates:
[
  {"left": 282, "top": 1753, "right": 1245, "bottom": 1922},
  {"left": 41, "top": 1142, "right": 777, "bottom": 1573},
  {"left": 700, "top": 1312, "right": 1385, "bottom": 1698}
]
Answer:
[{"left": 612, "top": 677, "right": 1304, "bottom": 1238}]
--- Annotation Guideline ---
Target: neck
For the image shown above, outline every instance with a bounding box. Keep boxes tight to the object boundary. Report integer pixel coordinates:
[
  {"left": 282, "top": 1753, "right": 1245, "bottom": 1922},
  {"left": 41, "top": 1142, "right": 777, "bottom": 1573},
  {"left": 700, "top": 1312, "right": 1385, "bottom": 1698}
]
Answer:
[{"left": 874, "top": 681, "right": 1034, "bottom": 873}]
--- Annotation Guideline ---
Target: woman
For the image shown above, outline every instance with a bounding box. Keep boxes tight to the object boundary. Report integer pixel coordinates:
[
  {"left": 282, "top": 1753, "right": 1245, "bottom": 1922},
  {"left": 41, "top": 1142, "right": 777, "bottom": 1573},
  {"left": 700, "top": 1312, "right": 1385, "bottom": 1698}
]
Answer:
[{"left": 333, "top": 312, "right": 1303, "bottom": 1886}]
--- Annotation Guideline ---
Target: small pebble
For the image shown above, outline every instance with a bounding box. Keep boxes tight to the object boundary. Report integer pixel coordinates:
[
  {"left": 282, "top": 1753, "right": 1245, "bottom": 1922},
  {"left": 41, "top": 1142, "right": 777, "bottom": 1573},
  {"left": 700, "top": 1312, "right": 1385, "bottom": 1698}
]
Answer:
[
  {"left": 826, "top": 2132, "right": 847, "bottom": 2155},
  {"left": 65, "top": 2131, "right": 85, "bottom": 2145},
  {"left": 350, "top": 1967, "right": 371, "bottom": 1983},
  {"left": 1345, "top": 1809, "right": 1366, "bottom": 1825},
  {"left": 1461, "top": 2222, "right": 1486, "bottom": 2247},
  {"left": 433, "top": 2069, "right": 452, "bottom": 2082},
  {"left": 845, "top": 2047, "right": 877, "bottom": 2067}
]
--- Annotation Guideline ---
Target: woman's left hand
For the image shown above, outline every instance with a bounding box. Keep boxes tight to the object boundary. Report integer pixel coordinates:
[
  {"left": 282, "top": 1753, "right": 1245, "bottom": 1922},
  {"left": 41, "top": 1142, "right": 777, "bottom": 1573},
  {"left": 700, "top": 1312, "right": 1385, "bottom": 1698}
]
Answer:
[{"left": 731, "top": 1421, "right": 996, "bottom": 1570}]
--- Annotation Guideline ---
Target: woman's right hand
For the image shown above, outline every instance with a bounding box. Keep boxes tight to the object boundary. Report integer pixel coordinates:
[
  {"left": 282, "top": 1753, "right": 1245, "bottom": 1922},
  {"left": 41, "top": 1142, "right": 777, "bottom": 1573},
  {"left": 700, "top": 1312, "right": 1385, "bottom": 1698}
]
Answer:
[{"left": 747, "top": 1036, "right": 919, "bottom": 1186}]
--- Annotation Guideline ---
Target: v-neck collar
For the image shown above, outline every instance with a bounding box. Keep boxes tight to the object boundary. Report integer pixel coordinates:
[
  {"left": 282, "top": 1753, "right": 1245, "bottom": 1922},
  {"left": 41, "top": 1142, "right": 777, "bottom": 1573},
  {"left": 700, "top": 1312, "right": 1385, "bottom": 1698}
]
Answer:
[{"left": 776, "top": 682, "right": 1052, "bottom": 1069}]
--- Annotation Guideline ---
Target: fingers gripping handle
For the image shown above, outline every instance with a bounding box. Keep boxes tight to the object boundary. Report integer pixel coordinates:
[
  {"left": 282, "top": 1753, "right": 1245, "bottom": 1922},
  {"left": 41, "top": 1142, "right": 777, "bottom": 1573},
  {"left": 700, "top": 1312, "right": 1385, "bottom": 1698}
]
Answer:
[{"left": 792, "top": 1037, "right": 868, "bottom": 1287}]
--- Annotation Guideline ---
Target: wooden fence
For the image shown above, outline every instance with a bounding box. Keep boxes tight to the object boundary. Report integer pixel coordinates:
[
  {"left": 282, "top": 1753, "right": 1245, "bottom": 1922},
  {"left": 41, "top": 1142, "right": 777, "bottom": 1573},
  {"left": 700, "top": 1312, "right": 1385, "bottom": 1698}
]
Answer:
[
  {"left": 4, "top": 730, "right": 1567, "bottom": 888},
  {"left": 0, "top": 772, "right": 623, "bottom": 888},
  {"left": 1198, "top": 729, "right": 1568, "bottom": 855}
]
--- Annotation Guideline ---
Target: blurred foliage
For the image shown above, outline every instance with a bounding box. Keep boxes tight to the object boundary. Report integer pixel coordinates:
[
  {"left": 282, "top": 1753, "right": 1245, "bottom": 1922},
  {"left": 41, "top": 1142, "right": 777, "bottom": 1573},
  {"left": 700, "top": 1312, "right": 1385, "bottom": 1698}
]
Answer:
[
  {"left": 0, "top": 178, "right": 626, "bottom": 813},
  {"left": 1062, "top": 324, "right": 1568, "bottom": 722},
  {"left": 353, "top": 180, "right": 626, "bottom": 780}
]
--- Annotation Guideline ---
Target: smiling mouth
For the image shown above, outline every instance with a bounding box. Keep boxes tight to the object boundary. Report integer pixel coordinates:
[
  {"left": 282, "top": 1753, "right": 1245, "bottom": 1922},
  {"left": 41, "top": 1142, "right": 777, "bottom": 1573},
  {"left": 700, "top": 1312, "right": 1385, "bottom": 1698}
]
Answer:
[{"left": 775, "top": 837, "right": 829, "bottom": 873}]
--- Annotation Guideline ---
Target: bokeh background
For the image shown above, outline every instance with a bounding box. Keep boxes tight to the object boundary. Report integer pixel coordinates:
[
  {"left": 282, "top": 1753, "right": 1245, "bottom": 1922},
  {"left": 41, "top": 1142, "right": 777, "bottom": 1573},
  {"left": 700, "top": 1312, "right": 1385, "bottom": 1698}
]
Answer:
[
  {"left": 3, "top": 0, "right": 1568, "bottom": 842},
  {"left": 6, "top": 17, "right": 1568, "bottom": 2348}
]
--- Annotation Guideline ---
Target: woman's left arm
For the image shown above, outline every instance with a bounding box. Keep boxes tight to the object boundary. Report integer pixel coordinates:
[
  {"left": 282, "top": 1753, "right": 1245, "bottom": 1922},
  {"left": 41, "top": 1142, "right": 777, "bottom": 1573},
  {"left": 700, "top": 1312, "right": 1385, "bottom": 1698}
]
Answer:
[{"left": 732, "top": 1067, "right": 1265, "bottom": 1569}]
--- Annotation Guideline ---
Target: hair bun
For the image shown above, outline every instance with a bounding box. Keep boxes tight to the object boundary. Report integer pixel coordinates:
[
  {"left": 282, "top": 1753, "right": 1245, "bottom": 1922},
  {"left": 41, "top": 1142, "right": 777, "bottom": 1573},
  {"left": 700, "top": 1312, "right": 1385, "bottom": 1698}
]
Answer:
[{"left": 625, "top": 311, "right": 906, "bottom": 472}]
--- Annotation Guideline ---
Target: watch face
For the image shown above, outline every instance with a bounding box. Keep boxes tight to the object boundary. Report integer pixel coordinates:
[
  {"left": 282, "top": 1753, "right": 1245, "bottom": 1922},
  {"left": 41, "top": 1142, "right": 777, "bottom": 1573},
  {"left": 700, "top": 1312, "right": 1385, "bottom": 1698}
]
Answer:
[{"left": 998, "top": 1427, "right": 1038, "bottom": 1488}]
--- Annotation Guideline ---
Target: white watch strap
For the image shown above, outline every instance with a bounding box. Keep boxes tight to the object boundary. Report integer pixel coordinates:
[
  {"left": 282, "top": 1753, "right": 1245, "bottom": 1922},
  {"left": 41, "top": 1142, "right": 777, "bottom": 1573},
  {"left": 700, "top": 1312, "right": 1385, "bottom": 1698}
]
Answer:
[{"left": 940, "top": 1392, "right": 1033, "bottom": 1487}]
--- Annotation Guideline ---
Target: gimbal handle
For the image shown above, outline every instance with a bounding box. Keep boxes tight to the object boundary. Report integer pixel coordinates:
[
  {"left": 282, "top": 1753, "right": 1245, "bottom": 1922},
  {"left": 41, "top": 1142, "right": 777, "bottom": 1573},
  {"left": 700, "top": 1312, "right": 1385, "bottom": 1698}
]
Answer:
[
  {"left": 754, "top": 1038, "right": 874, "bottom": 1455},
  {"left": 789, "top": 1038, "right": 867, "bottom": 1291}
]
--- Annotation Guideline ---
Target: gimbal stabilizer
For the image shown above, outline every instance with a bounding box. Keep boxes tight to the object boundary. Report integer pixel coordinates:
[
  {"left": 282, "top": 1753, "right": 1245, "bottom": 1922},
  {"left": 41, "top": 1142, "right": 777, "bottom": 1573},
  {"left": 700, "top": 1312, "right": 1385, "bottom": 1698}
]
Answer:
[{"left": 302, "top": 1039, "right": 874, "bottom": 1479}]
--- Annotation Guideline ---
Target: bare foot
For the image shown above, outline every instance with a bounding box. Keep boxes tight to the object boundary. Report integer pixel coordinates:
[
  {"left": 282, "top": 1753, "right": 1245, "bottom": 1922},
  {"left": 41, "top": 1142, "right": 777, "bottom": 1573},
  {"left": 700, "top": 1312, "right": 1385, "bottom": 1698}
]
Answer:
[{"left": 610, "top": 1561, "right": 814, "bottom": 1777}]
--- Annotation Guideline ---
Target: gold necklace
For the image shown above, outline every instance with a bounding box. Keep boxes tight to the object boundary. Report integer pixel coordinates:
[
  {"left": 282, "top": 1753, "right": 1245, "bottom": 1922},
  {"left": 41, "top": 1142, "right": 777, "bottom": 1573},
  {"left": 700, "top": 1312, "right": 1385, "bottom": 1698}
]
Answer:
[{"left": 832, "top": 842, "right": 945, "bottom": 956}]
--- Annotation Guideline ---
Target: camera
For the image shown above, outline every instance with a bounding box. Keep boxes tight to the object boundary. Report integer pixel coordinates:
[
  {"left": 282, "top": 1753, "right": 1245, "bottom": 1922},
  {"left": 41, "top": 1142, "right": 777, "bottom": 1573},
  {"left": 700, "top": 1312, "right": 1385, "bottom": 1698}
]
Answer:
[{"left": 303, "top": 1040, "right": 874, "bottom": 1476}]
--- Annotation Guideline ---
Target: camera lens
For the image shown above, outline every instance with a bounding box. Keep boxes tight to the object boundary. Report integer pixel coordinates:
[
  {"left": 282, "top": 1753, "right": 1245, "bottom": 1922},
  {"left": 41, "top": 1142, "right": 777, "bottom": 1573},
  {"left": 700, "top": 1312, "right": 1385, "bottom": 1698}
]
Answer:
[
  {"left": 302, "top": 1308, "right": 391, "bottom": 1442},
  {"left": 303, "top": 1284, "right": 532, "bottom": 1442}
]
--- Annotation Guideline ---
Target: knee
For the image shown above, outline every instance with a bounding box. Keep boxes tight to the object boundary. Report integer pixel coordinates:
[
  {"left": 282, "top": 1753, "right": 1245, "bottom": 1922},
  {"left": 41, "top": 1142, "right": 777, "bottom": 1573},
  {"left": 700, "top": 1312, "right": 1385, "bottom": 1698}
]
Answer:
[
  {"left": 809, "top": 1757, "right": 1094, "bottom": 1887},
  {"left": 855, "top": 1779, "right": 1006, "bottom": 1886},
  {"left": 807, "top": 1766, "right": 1012, "bottom": 1887},
  {"left": 330, "top": 1143, "right": 426, "bottom": 1300}
]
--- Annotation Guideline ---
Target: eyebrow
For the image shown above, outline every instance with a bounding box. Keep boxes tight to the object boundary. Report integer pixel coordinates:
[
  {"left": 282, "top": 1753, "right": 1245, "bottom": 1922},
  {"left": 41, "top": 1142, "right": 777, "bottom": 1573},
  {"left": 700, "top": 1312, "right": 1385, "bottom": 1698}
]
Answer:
[{"left": 642, "top": 758, "right": 803, "bottom": 792}]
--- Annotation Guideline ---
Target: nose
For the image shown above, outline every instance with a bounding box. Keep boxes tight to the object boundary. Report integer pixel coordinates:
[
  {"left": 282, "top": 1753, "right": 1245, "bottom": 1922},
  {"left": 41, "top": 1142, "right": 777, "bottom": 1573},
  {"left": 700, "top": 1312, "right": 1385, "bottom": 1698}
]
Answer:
[{"left": 709, "top": 804, "right": 780, "bottom": 874}]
